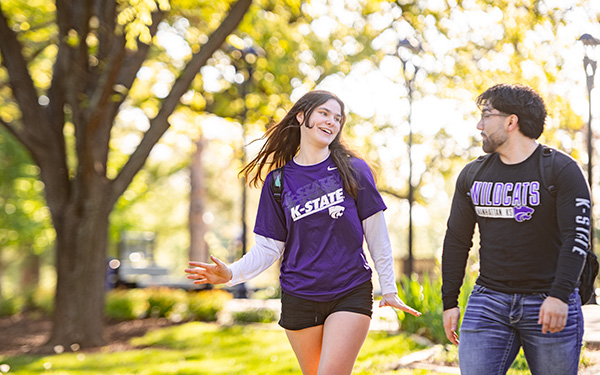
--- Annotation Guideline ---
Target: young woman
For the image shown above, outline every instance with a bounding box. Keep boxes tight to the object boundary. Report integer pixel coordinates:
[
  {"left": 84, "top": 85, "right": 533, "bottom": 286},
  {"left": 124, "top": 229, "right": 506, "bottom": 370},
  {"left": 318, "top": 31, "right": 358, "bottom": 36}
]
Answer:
[{"left": 185, "top": 90, "right": 420, "bottom": 375}]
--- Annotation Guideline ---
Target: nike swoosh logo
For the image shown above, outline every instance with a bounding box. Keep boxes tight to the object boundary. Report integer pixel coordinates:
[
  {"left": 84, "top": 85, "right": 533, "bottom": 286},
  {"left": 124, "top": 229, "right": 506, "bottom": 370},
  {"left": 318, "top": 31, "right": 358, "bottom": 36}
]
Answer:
[{"left": 327, "top": 166, "right": 337, "bottom": 171}]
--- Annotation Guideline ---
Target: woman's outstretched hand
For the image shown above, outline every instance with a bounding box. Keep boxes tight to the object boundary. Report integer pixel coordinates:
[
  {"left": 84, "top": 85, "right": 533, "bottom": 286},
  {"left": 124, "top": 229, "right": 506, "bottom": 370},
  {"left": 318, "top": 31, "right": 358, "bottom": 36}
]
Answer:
[
  {"left": 185, "top": 255, "right": 233, "bottom": 285},
  {"left": 379, "top": 293, "right": 421, "bottom": 317}
]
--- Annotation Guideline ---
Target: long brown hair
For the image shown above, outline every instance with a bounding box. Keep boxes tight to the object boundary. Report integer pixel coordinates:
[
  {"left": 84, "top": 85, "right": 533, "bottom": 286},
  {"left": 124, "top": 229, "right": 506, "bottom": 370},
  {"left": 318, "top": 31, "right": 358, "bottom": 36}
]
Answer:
[{"left": 240, "top": 90, "right": 363, "bottom": 199}]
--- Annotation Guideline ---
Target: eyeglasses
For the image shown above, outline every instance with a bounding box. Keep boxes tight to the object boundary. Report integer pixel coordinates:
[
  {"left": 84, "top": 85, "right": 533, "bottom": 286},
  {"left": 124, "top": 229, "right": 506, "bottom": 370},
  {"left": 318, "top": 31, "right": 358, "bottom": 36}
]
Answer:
[{"left": 480, "top": 112, "right": 511, "bottom": 122}]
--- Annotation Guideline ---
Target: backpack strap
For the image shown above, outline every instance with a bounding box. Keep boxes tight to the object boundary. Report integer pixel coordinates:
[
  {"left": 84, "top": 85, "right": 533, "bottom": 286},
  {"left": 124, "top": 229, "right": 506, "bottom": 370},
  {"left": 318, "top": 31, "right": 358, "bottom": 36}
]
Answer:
[
  {"left": 539, "top": 145, "right": 556, "bottom": 196},
  {"left": 270, "top": 167, "right": 284, "bottom": 203},
  {"left": 466, "top": 146, "right": 556, "bottom": 199}
]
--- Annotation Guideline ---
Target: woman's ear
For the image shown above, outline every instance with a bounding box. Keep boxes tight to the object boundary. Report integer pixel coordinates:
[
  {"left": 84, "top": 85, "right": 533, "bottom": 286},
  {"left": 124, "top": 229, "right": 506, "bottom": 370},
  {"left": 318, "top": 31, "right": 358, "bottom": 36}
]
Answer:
[{"left": 296, "top": 111, "right": 304, "bottom": 125}]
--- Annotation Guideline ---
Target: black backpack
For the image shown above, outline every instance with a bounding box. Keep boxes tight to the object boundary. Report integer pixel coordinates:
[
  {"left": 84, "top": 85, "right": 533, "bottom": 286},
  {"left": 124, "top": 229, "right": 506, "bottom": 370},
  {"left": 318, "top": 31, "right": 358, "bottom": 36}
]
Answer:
[{"left": 464, "top": 146, "right": 599, "bottom": 304}]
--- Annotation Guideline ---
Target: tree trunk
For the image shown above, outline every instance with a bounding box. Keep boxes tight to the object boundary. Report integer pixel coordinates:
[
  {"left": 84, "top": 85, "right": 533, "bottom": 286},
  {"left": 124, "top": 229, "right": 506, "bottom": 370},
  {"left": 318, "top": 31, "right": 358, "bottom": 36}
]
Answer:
[
  {"left": 48, "top": 197, "right": 111, "bottom": 349},
  {"left": 0, "top": 0, "right": 253, "bottom": 349},
  {"left": 189, "top": 137, "right": 209, "bottom": 263}
]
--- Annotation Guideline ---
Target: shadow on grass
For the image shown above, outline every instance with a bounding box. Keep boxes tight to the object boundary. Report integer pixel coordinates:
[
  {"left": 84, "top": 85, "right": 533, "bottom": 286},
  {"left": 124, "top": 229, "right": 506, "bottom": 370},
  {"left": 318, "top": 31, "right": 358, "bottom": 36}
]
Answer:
[{"left": 0, "top": 322, "right": 425, "bottom": 375}]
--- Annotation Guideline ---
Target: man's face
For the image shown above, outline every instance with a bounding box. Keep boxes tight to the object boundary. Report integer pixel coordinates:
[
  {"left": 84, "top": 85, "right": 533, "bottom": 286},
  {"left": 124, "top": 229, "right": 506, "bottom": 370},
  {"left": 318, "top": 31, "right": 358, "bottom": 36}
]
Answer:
[{"left": 476, "top": 105, "right": 511, "bottom": 153}]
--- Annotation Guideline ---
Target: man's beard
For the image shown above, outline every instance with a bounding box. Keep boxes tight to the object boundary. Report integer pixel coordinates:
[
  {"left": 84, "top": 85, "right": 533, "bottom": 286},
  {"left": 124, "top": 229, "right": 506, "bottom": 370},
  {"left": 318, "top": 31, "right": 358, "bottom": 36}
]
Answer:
[{"left": 481, "top": 133, "right": 506, "bottom": 153}]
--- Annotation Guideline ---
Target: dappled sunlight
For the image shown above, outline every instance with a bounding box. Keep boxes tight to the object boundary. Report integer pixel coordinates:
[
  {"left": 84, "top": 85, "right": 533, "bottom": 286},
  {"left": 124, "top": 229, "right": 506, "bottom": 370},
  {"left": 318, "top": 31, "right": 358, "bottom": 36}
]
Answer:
[{"left": 1, "top": 0, "right": 600, "bottom": 360}]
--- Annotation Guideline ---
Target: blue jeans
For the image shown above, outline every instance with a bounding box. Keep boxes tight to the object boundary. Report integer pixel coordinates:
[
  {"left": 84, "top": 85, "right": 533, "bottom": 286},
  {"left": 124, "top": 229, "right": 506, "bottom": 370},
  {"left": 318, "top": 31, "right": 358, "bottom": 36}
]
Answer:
[{"left": 458, "top": 284, "right": 583, "bottom": 375}]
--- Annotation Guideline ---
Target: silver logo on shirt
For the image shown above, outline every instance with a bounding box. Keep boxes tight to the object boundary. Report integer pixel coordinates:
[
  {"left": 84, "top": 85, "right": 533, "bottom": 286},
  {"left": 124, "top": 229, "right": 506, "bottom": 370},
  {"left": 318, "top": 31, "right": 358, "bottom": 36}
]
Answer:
[{"left": 329, "top": 206, "right": 345, "bottom": 219}]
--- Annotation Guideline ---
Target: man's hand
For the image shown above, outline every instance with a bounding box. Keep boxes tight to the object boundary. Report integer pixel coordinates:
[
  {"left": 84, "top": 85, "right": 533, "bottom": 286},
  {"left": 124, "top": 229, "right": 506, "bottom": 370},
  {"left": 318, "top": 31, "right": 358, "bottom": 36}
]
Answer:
[
  {"left": 443, "top": 307, "right": 460, "bottom": 345},
  {"left": 185, "top": 255, "right": 232, "bottom": 285},
  {"left": 538, "top": 296, "right": 568, "bottom": 334}
]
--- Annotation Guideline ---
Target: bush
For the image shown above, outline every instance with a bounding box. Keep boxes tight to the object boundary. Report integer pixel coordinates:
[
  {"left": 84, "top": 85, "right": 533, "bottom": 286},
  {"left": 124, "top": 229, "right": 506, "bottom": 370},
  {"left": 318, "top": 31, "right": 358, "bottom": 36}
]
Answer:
[
  {"left": 395, "top": 271, "right": 476, "bottom": 344},
  {"left": 395, "top": 274, "right": 445, "bottom": 343},
  {"left": 145, "top": 287, "right": 188, "bottom": 318},
  {"left": 188, "top": 289, "right": 233, "bottom": 321},
  {"left": 0, "top": 295, "right": 23, "bottom": 317},
  {"left": 251, "top": 286, "right": 281, "bottom": 299},
  {"left": 105, "top": 289, "right": 148, "bottom": 320},
  {"left": 232, "top": 308, "right": 276, "bottom": 324},
  {"left": 104, "top": 287, "right": 234, "bottom": 322},
  {"left": 0, "top": 286, "right": 235, "bottom": 323}
]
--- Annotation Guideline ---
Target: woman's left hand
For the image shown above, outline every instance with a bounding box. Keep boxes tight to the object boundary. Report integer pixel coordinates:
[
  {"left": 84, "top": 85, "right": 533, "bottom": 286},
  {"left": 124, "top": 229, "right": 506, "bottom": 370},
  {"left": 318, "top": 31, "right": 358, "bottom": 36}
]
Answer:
[{"left": 379, "top": 293, "right": 421, "bottom": 317}]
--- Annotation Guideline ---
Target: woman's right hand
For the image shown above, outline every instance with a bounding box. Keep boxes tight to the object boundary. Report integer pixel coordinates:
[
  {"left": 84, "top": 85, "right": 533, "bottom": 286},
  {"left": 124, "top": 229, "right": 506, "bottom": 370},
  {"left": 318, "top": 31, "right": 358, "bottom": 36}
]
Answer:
[{"left": 185, "top": 255, "right": 233, "bottom": 285}]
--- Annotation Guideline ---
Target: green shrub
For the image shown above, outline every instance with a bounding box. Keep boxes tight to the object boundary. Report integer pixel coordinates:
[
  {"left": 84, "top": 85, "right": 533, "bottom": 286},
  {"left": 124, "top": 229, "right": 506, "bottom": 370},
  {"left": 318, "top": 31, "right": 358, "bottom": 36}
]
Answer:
[
  {"left": 395, "top": 273, "right": 445, "bottom": 343},
  {"left": 251, "top": 286, "right": 281, "bottom": 299},
  {"left": 395, "top": 271, "right": 476, "bottom": 344},
  {"left": 188, "top": 289, "right": 233, "bottom": 321},
  {"left": 105, "top": 289, "right": 148, "bottom": 320},
  {"left": 103, "top": 288, "right": 233, "bottom": 322},
  {"left": 145, "top": 287, "right": 188, "bottom": 318},
  {"left": 0, "top": 295, "right": 23, "bottom": 316},
  {"left": 232, "top": 308, "right": 276, "bottom": 324}
]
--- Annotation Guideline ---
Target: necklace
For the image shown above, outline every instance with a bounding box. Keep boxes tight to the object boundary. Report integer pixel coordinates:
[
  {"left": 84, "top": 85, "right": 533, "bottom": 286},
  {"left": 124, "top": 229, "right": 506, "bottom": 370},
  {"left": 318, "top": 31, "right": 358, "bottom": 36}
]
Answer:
[{"left": 528, "top": 142, "right": 538, "bottom": 156}]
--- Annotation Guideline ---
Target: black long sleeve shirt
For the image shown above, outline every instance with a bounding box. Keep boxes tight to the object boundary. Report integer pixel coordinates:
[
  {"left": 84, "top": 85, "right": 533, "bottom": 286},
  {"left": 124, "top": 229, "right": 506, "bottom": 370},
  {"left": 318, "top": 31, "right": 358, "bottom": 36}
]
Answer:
[{"left": 442, "top": 145, "right": 591, "bottom": 310}]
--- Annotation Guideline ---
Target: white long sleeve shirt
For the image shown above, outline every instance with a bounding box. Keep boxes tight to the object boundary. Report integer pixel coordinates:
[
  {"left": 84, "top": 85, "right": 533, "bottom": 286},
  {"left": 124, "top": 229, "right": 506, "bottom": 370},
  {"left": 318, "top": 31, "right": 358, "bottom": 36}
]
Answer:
[{"left": 227, "top": 210, "right": 398, "bottom": 295}]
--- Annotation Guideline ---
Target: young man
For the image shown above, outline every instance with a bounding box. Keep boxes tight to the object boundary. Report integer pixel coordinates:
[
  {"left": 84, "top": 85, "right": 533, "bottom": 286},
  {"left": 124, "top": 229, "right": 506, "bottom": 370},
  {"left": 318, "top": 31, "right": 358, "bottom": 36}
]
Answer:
[{"left": 442, "top": 83, "right": 591, "bottom": 374}]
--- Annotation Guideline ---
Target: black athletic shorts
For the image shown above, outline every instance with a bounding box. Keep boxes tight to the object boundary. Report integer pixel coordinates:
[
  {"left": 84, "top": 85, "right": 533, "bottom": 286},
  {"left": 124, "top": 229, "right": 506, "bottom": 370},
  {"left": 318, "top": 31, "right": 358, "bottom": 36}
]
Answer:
[{"left": 278, "top": 279, "right": 373, "bottom": 331}]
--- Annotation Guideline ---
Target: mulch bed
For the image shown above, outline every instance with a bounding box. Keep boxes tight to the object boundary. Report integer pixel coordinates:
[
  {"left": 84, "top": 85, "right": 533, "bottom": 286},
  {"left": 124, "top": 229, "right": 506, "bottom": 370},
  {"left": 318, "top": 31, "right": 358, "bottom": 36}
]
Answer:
[{"left": 0, "top": 313, "right": 181, "bottom": 357}]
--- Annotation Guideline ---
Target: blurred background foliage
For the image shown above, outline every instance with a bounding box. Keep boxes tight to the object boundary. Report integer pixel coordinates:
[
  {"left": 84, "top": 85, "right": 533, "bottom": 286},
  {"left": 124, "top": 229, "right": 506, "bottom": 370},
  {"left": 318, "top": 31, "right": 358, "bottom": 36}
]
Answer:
[{"left": 0, "top": 0, "right": 599, "bottom": 307}]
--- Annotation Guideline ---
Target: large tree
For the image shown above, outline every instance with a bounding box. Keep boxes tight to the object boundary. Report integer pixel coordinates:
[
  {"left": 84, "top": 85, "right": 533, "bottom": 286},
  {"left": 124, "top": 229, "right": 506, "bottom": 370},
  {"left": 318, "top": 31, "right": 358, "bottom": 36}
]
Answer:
[{"left": 0, "top": 0, "right": 251, "bottom": 348}]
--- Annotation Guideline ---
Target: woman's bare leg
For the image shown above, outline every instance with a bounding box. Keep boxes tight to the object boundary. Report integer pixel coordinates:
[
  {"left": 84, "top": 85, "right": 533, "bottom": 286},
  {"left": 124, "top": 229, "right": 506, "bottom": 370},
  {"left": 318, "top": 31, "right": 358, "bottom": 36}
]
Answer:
[
  {"left": 318, "top": 311, "right": 371, "bottom": 375},
  {"left": 285, "top": 325, "right": 324, "bottom": 375}
]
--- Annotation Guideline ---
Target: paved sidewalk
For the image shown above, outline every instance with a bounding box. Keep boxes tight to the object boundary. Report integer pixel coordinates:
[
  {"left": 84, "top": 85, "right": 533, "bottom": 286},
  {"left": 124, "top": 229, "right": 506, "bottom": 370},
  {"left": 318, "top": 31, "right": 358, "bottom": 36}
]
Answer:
[
  {"left": 371, "top": 301, "right": 402, "bottom": 331},
  {"left": 584, "top": 304, "right": 600, "bottom": 345}
]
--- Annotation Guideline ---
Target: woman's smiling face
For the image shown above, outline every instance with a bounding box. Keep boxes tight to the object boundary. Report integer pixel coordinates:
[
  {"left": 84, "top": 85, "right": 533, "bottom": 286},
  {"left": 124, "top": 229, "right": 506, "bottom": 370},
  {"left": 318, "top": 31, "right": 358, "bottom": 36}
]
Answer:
[{"left": 297, "top": 98, "right": 342, "bottom": 149}]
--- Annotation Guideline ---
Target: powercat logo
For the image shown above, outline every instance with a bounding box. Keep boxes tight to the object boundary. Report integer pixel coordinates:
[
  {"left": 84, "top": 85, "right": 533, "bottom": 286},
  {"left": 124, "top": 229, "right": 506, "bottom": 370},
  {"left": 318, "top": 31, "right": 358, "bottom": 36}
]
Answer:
[
  {"left": 514, "top": 206, "right": 535, "bottom": 222},
  {"left": 328, "top": 206, "right": 345, "bottom": 219}
]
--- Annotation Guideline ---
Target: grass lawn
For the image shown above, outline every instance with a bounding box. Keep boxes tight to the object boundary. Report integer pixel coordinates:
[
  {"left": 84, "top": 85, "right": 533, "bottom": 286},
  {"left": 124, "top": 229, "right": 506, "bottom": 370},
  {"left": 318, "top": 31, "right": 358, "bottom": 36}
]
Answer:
[
  {"left": 2, "top": 321, "right": 590, "bottom": 374},
  {"left": 0, "top": 322, "right": 432, "bottom": 375}
]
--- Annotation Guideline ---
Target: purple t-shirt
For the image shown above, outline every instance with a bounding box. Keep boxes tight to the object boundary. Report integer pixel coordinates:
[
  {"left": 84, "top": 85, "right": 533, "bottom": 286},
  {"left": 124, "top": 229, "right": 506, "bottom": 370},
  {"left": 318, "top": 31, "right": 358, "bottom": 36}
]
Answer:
[{"left": 254, "top": 155, "right": 387, "bottom": 301}]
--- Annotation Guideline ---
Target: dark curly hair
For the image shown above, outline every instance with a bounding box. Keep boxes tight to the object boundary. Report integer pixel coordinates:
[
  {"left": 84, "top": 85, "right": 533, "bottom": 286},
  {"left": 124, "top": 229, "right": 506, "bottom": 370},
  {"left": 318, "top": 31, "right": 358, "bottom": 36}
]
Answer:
[{"left": 476, "top": 83, "right": 547, "bottom": 139}]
